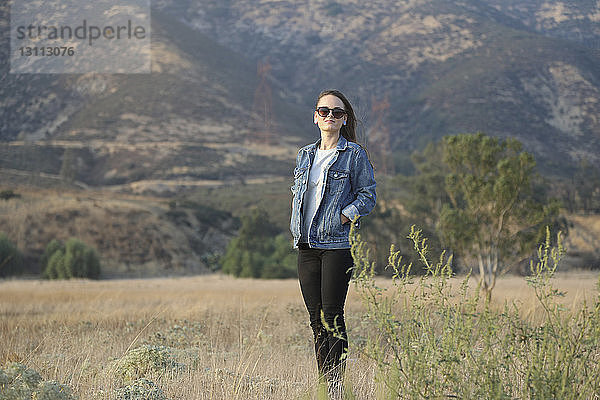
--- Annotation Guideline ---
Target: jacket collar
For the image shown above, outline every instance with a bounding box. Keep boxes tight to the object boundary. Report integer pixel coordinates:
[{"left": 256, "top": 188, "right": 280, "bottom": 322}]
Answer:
[{"left": 308, "top": 135, "right": 348, "bottom": 153}]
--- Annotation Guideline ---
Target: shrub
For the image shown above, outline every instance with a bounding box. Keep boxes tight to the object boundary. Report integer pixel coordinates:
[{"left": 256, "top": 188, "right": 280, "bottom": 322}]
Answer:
[
  {"left": 110, "top": 345, "right": 185, "bottom": 384},
  {"left": 0, "top": 233, "right": 24, "bottom": 278},
  {"left": 0, "top": 362, "right": 74, "bottom": 400},
  {"left": 32, "top": 380, "right": 75, "bottom": 400},
  {"left": 40, "top": 239, "right": 64, "bottom": 276},
  {"left": 222, "top": 233, "right": 296, "bottom": 279},
  {"left": 42, "top": 238, "right": 101, "bottom": 279},
  {"left": 350, "top": 223, "right": 600, "bottom": 399},
  {"left": 113, "top": 378, "right": 169, "bottom": 400},
  {"left": 4, "top": 362, "right": 42, "bottom": 387},
  {"left": 0, "top": 190, "right": 21, "bottom": 201}
]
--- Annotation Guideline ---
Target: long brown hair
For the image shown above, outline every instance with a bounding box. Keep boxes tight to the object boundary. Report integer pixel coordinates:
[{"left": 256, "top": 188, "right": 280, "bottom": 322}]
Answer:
[
  {"left": 315, "top": 89, "right": 374, "bottom": 170},
  {"left": 315, "top": 89, "right": 358, "bottom": 143}
]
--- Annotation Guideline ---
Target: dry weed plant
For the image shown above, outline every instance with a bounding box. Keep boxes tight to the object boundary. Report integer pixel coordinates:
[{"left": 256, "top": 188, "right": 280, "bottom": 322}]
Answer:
[{"left": 351, "top": 224, "right": 600, "bottom": 399}]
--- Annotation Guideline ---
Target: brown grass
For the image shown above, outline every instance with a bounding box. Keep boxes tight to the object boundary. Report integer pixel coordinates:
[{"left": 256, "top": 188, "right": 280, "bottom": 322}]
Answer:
[{"left": 1, "top": 272, "right": 598, "bottom": 399}]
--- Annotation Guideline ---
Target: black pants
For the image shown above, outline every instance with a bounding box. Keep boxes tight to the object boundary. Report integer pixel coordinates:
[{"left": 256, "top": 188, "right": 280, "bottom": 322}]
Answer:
[{"left": 297, "top": 243, "right": 353, "bottom": 385}]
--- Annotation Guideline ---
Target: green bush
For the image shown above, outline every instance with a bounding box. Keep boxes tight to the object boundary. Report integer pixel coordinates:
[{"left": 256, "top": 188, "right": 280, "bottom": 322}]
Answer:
[
  {"left": 42, "top": 238, "right": 101, "bottom": 279},
  {"left": 110, "top": 345, "right": 185, "bottom": 384},
  {"left": 40, "top": 239, "right": 63, "bottom": 275},
  {"left": 0, "top": 362, "right": 74, "bottom": 400},
  {"left": 221, "top": 208, "right": 296, "bottom": 279},
  {"left": 0, "top": 233, "right": 24, "bottom": 278},
  {"left": 113, "top": 378, "right": 170, "bottom": 400},
  {"left": 350, "top": 223, "right": 600, "bottom": 399}
]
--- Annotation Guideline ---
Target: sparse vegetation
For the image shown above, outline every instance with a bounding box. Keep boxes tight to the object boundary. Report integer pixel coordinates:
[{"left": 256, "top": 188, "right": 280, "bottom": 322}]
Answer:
[{"left": 1, "top": 268, "right": 598, "bottom": 398}]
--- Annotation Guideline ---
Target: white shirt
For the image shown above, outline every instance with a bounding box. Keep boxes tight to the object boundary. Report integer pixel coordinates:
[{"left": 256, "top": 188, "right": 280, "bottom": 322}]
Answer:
[{"left": 299, "top": 147, "right": 337, "bottom": 243}]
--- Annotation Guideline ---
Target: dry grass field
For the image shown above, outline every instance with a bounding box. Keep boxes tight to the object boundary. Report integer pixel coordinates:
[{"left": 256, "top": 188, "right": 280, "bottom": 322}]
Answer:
[{"left": 1, "top": 272, "right": 598, "bottom": 399}]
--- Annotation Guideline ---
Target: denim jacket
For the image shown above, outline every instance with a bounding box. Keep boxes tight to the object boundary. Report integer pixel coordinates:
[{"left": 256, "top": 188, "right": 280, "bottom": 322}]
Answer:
[{"left": 289, "top": 135, "right": 376, "bottom": 249}]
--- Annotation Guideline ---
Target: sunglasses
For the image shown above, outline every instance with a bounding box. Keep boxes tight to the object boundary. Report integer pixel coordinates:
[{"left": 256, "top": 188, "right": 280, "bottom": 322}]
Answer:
[{"left": 316, "top": 107, "right": 347, "bottom": 119}]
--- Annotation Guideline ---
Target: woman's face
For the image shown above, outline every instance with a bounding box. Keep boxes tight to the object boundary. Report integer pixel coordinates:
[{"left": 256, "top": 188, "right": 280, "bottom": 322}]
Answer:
[{"left": 314, "top": 94, "right": 347, "bottom": 134}]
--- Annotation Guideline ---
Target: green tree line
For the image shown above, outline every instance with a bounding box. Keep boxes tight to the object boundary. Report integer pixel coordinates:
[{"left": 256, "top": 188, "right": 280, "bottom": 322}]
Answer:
[{"left": 0, "top": 234, "right": 101, "bottom": 279}]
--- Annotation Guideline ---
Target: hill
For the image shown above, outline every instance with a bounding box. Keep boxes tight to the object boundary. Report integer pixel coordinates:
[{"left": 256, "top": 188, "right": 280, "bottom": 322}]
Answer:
[
  {"left": 2, "top": 1, "right": 600, "bottom": 186},
  {"left": 0, "top": 7, "right": 311, "bottom": 193},
  {"left": 0, "top": 185, "right": 238, "bottom": 277},
  {"left": 155, "top": 0, "right": 600, "bottom": 174}
]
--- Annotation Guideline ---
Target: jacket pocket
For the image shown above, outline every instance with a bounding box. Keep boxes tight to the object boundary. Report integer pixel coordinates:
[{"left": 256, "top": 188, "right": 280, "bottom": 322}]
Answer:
[
  {"left": 328, "top": 208, "right": 351, "bottom": 239},
  {"left": 327, "top": 169, "right": 349, "bottom": 194}
]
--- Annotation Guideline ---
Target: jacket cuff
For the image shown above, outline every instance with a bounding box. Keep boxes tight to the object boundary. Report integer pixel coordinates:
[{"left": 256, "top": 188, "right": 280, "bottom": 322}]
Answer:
[{"left": 342, "top": 204, "right": 360, "bottom": 225}]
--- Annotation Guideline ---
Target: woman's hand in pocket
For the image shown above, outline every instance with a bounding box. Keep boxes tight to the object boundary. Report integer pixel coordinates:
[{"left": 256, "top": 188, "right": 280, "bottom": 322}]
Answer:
[{"left": 341, "top": 213, "right": 350, "bottom": 225}]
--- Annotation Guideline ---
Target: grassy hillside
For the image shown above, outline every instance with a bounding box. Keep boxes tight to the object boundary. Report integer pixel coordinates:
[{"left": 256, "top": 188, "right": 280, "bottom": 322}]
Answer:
[{"left": 0, "top": 185, "right": 238, "bottom": 277}]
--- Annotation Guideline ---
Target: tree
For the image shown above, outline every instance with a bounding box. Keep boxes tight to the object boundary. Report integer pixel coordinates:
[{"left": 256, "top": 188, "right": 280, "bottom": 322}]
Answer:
[
  {"left": 0, "top": 233, "right": 24, "bottom": 278},
  {"left": 572, "top": 159, "right": 600, "bottom": 213},
  {"left": 221, "top": 207, "right": 296, "bottom": 279},
  {"left": 405, "top": 141, "right": 450, "bottom": 227},
  {"left": 42, "top": 238, "right": 101, "bottom": 279},
  {"left": 439, "top": 133, "right": 561, "bottom": 299}
]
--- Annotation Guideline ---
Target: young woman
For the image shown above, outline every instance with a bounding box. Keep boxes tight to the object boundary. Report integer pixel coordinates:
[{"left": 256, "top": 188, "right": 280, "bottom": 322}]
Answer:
[{"left": 289, "top": 89, "right": 377, "bottom": 397}]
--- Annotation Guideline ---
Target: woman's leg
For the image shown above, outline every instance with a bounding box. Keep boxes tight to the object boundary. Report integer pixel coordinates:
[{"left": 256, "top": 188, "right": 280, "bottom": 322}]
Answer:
[
  {"left": 297, "top": 245, "right": 329, "bottom": 377},
  {"left": 320, "top": 248, "right": 353, "bottom": 395},
  {"left": 298, "top": 245, "right": 354, "bottom": 394}
]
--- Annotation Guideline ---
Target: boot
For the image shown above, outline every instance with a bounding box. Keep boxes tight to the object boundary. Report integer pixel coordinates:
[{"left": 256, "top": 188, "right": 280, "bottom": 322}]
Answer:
[{"left": 314, "top": 327, "right": 330, "bottom": 379}]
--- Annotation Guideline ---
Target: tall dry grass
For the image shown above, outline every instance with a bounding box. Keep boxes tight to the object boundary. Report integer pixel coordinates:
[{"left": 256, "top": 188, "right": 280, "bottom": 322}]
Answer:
[{"left": 1, "top": 271, "right": 598, "bottom": 399}]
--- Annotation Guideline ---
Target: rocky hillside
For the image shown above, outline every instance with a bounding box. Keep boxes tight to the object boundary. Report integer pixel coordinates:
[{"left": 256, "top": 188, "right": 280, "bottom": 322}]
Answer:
[
  {"left": 155, "top": 0, "right": 600, "bottom": 174},
  {"left": 484, "top": 0, "right": 600, "bottom": 48},
  {"left": 2, "top": 0, "right": 600, "bottom": 187},
  {"left": 0, "top": 6, "right": 311, "bottom": 194}
]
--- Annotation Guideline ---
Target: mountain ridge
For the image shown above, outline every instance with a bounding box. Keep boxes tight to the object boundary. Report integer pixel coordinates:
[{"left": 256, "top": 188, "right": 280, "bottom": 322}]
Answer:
[
  {"left": 153, "top": 0, "right": 600, "bottom": 174},
  {"left": 3, "top": 1, "right": 600, "bottom": 187}
]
